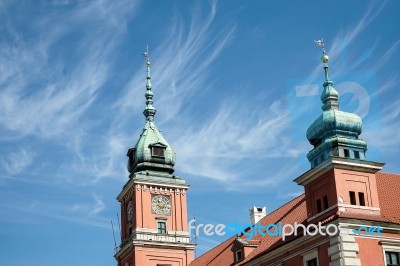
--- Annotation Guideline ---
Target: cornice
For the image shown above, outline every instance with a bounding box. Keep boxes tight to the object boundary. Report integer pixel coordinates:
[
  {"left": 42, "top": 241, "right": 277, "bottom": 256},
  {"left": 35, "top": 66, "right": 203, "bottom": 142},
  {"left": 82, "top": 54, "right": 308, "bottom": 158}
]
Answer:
[
  {"left": 117, "top": 176, "right": 190, "bottom": 201},
  {"left": 294, "top": 157, "right": 384, "bottom": 186}
]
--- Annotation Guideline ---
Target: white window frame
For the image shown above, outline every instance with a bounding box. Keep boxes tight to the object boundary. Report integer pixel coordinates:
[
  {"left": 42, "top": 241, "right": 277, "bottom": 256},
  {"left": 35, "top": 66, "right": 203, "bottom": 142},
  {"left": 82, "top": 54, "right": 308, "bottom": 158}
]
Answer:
[
  {"left": 381, "top": 240, "right": 400, "bottom": 266},
  {"left": 156, "top": 219, "right": 167, "bottom": 234}
]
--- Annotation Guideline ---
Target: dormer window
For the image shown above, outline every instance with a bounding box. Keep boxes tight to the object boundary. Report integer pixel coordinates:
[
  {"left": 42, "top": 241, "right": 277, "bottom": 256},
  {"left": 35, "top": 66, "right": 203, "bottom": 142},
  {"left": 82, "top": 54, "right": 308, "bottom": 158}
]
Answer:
[
  {"left": 235, "top": 250, "right": 243, "bottom": 261},
  {"left": 127, "top": 148, "right": 136, "bottom": 163},
  {"left": 152, "top": 147, "right": 165, "bottom": 157},
  {"left": 149, "top": 143, "right": 167, "bottom": 158},
  {"left": 126, "top": 148, "right": 136, "bottom": 173}
]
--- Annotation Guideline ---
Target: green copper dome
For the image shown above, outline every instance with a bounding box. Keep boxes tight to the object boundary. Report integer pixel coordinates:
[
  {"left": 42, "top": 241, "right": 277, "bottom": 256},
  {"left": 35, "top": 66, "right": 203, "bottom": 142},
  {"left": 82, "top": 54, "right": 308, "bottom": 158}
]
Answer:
[
  {"left": 306, "top": 44, "right": 367, "bottom": 168},
  {"left": 127, "top": 56, "right": 176, "bottom": 175},
  {"left": 307, "top": 110, "right": 363, "bottom": 146},
  {"left": 127, "top": 120, "right": 176, "bottom": 174}
]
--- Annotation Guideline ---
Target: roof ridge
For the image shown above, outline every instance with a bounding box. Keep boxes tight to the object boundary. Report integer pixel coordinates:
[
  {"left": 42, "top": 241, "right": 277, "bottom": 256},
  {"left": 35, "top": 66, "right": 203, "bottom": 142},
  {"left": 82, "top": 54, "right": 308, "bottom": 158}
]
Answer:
[
  {"left": 378, "top": 171, "right": 400, "bottom": 176},
  {"left": 191, "top": 236, "right": 236, "bottom": 265},
  {"left": 257, "top": 193, "right": 305, "bottom": 222}
]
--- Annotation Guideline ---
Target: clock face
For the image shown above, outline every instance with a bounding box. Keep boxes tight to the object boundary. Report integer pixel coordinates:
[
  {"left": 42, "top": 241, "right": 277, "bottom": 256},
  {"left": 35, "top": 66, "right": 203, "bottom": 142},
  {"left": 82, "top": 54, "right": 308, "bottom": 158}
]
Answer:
[
  {"left": 152, "top": 195, "right": 171, "bottom": 215},
  {"left": 127, "top": 201, "right": 133, "bottom": 221}
]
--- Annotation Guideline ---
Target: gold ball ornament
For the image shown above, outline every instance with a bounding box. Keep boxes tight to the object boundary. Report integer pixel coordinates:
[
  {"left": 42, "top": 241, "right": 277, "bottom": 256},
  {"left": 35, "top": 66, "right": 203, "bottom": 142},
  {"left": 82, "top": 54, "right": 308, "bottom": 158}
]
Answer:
[{"left": 321, "top": 54, "right": 329, "bottom": 63}]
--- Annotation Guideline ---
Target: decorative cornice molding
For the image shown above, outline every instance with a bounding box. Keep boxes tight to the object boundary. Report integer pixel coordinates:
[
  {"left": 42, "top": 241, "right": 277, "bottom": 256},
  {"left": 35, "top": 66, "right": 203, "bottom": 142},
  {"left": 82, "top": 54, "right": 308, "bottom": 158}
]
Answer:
[
  {"left": 294, "top": 157, "right": 384, "bottom": 186},
  {"left": 117, "top": 178, "right": 189, "bottom": 201}
]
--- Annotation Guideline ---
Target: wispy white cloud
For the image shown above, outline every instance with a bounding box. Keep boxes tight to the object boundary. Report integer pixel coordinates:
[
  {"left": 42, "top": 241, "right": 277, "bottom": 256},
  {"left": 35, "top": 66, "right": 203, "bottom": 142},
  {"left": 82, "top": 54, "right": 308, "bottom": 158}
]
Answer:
[
  {"left": 72, "top": 1, "right": 237, "bottom": 183},
  {"left": 0, "top": 1, "right": 139, "bottom": 188},
  {"left": 329, "top": 1, "right": 387, "bottom": 68},
  {"left": 0, "top": 192, "right": 110, "bottom": 228},
  {"left": 364, "top": 98, "right": 400, "bottom": 153},
  {"left": 173, "top": 98, "right": 301, "bottom": 187},
  {"left": 0, "top": 148, "right": 34, "bottom": 177},
  {"left": 278, "top": 191, "right": 303, "bottom": 199},
  {"left": 67, "top": 132, "right": 129, "bottom": 184},
  {"left": 71, "top": 194, "right": 105, "bottom": 217},
  {"left": 0, "top": 0, "right": 137, "bottom": 141},
  {"left": 116, "top": 1, "right": 235, "bottom": 125},
  {"left": 305, "top": 1, "right": 388, "bottom": 84},
  {"left": 375, "top": 39, "right": 400, "bottom": 70}
]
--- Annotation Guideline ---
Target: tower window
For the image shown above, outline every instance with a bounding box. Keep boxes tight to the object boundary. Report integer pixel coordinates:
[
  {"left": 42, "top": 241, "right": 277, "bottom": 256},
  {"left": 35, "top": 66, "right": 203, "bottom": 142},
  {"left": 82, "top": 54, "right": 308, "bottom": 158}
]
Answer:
[
  {"left": 349, "top": 191, "right": 356, "bottom": 205},
  {"left": 386, "top": 251, "right": 399, "bottom": 266},
  {"left": 306, "top": 258, "right": 318, "bottom": 266},
  {"left": 157, "top": 221, "right": 167, "bottom": 234},
  {"left": 358, "top": 192, "right": 366, "bottom": 206},
  {"left": 323, "top": 196, "right": 328, "bottom": 210},
  {"left": 354, "top": 151, "right": 360, "bottom": 159},
  {"left": 316, "top": 199, "right": 322, "bottom": 213},
  {"left": 344, "top": 149, "right": 350, "bottom": 158},
  {"left": 127, "top": 148, "right": 136, "bottom": 167}
]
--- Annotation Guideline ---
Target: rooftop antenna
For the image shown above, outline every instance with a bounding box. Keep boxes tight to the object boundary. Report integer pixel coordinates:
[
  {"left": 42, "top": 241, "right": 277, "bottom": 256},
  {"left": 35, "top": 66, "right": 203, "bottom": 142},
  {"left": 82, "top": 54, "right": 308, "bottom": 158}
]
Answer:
[
  {"left": 111, "top": 220, "right": 117, "bottom": 253},
  {"left": 116, "top": 213, "right": 121, "bottom": 237},
  {"left": 191, "top": 197, "right": 198, "bottom": 257}
]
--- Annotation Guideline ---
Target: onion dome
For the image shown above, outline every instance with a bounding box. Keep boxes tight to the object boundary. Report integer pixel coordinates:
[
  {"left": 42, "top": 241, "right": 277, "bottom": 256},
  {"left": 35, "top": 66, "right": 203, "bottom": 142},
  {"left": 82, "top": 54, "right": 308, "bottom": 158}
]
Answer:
[
  {"left": 127, "top": 50, "right": 176, "bottom": 175},
  {"left": 306, "top": 40, "right": 367, "bottom": 168}
]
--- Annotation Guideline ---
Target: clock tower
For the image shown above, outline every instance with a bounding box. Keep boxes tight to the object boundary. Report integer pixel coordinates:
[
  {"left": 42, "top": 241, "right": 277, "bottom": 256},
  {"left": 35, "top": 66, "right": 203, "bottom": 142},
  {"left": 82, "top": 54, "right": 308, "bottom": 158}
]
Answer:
[{"left": 114, "top": 51, "right": 196, "bottom": 266}]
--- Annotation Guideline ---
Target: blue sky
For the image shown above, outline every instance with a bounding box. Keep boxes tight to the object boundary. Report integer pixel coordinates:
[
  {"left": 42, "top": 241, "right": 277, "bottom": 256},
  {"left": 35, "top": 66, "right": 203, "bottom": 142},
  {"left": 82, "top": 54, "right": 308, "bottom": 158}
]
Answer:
[{"left": 0, "top": 0, "right": 399, "bottom": 265}]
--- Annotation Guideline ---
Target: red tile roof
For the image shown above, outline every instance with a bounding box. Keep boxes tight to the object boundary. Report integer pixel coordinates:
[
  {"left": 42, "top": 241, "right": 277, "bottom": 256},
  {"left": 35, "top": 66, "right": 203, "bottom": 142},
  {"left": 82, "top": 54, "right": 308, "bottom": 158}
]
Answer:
[
  {"left": 190, "top": 171, "right": 400, "bottom": 266},
  {"left": 190, "top": 194, "right": 307, "bottom": 266},
  {"left": 375, "top": 172, "right": 400, "bottom": 223},
  {"left": 189, "top": 236, "right": 236, "bottom": 266}
]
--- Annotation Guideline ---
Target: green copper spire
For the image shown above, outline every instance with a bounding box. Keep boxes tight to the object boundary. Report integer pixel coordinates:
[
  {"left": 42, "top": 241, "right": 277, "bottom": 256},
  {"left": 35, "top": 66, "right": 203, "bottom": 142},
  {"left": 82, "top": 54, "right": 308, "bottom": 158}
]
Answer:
[
  {"left": 306, "top": 39, "right": 367, "bottom": 168},
  {"left": 126, "top": 47, "right": 176, "bottom": 177},
  {"left": 315, "top": 39, "right": 339, "bottom": 111},
  {"left": 143, "top": 47, "right": 156, "bottom": 121}
]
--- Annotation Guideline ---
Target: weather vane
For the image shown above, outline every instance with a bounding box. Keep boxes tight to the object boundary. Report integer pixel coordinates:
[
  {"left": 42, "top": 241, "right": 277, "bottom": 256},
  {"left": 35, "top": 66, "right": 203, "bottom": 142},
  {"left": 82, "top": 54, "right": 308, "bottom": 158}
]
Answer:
[
  {"left": 142, "top": 45, "right": 150, "bottom": 65},
  {"left": 314, "top": 38, "right": 329, "bottom": 64}
]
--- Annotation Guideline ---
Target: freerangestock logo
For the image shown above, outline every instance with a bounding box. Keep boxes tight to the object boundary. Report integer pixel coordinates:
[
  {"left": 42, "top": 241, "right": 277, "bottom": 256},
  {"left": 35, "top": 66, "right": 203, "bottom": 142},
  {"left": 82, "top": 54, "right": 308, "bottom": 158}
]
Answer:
[{"left": 189, "top": 219, "right": 383, "bottom": 241}]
